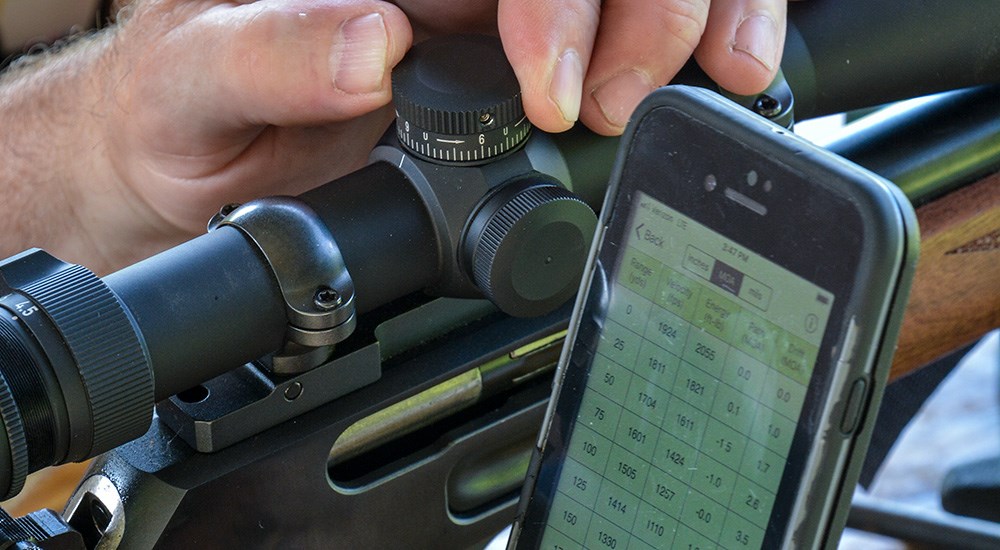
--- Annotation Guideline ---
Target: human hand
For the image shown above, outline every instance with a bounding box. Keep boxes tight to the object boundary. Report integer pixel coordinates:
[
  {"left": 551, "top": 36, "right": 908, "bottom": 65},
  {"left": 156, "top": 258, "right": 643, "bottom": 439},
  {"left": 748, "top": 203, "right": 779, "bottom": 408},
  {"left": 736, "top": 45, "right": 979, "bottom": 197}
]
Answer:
[
  {"left": 94, "top": 0, "right": 787, "bottom": 268},
  {"left": 78, "top": 0, "right": 413, "bottom": 271},
  {"left": 3, "top": 0, "right": 787, "bottom": 274},
  {"left": 396, "top": 0, "right": 788, "bottom": 135},
  {"left": 508, "top": 0, "right": 789, "bottom": 135}
]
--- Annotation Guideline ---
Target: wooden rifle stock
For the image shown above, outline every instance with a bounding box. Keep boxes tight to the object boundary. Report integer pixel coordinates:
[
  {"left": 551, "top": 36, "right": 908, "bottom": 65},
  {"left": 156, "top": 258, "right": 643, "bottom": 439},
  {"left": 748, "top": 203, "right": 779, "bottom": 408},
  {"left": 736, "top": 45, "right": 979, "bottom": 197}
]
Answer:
[{"left": 891, "top": 171, "right": 1000, "bottom": 381}]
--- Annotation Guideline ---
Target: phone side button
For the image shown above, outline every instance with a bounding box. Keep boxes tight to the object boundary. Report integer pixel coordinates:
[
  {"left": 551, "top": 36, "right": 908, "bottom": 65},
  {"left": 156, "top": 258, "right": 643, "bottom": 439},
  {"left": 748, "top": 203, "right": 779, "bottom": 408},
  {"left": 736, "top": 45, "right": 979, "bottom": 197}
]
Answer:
[{"left": 839, "top": 378, "right": 869, "bottom": 434}]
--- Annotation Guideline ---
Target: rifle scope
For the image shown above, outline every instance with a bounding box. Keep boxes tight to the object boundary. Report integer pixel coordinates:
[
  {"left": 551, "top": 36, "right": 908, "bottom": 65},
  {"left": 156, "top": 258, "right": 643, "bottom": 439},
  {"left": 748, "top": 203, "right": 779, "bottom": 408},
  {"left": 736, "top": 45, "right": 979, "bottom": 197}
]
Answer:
[{"left": 0, "top": 227, "right": 291, "bottom": 499}]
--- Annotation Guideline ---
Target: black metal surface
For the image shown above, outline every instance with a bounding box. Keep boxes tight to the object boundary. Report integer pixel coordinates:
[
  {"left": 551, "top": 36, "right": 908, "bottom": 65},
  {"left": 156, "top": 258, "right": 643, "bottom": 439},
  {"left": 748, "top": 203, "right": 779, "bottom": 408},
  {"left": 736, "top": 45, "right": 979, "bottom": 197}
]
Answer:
[
  {"left": 824, "top": 85, "right": 1000, "bottom": 205},
  {"left": 103, "top": 226, "right": 286, "bottom": 401},
  {"left": 783, "top": 1, "right": 1000, "bottom": 119},
  {"left": 462, "top": 179, "right": 596, "bottom": 317},
  {"left": 156, "top": 344, "right": 381, "bottom": 453},
  {"left": 88, "top": 302, "right": 570, "bottom": 549},
  {"left": 298, "top": 161, "right": 441, "bottom": 312}
]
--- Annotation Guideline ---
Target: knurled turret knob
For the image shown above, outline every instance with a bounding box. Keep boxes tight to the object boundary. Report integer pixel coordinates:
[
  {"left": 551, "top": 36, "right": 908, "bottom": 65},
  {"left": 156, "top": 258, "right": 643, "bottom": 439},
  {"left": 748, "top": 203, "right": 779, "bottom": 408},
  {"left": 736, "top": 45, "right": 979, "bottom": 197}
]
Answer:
[
  {"left": 392, "top": 35, "right": 530, "bottom": 165},
  {"left": 463, "top": 181, "right": 597, "bottom": 317}
]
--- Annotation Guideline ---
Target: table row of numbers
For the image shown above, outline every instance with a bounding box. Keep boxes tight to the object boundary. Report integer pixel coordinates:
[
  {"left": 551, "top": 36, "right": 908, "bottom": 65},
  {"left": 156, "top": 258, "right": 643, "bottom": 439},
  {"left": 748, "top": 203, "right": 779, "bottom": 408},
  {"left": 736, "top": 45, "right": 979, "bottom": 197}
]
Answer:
[
  {"left": 599, "top": 312, "right": 807, "bottom": 428},
  {"left": 545, "top": 451, "right": 770, "bottom": 549},
  {"left": 568, "top": 410, "right": 780, "bottom": 529},
  {"left": 578, "top": 380, "right": 789, "bottom": 487},
  {"left": 589, "top": 343, "right": 800, "bottom": 461},
  {"left": 617, "top": 249, "right": 818, "bottom": 387}
]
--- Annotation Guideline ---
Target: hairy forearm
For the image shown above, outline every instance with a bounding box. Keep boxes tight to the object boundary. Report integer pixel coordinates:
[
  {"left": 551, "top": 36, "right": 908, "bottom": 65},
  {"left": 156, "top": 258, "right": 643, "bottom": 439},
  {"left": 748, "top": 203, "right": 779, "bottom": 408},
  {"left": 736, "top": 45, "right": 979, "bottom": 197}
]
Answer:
[
  {"left": 0, "top": 32, "right": 170, "bottom": 276},
  {"left": 0, "top": 35, "right": 112, "bottom": 271}
]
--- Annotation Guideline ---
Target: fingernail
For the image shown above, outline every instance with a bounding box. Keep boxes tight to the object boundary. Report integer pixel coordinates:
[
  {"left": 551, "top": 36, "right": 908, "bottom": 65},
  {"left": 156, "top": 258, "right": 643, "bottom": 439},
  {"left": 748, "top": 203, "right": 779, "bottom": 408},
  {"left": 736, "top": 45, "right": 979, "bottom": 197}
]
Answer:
[
  {"left": 734, "top": 12, "right": 779, "bottom": 71},
  {"left": 549, "top": 49, "right": 583, "bottom": 124},
  {"left": 592, "top": 70, "right": 655, "bottom": 130},
  {"left": 331, "top": 13, "right": 388, "bottom": 94}
]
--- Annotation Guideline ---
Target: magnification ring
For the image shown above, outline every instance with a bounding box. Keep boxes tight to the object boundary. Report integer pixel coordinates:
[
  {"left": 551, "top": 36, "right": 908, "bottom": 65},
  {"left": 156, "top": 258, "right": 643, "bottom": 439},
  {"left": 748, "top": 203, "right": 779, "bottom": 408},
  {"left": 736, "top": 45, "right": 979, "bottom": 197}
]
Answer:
[{"left": 21, "top": 264, "right": 152, "bottom": 456}]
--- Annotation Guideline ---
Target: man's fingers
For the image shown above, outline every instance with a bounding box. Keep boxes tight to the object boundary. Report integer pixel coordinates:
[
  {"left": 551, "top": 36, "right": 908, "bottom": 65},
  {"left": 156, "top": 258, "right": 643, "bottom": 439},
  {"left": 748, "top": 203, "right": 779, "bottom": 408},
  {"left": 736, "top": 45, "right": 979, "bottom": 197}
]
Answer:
[
  {"left": 122, "top": 0, "right": 411, "bottom": 154},
  {"left": 694, "top": 0, "right": 787, "bottom": 96},
  {"left": 206, "top": 0, "right": 412, "bottom": 124},
  {"left": 577, "top": 0, "right": 711, "bottom": 135},
  {"left": 498, "top": 0, "right": 600, "bottom": 132}
]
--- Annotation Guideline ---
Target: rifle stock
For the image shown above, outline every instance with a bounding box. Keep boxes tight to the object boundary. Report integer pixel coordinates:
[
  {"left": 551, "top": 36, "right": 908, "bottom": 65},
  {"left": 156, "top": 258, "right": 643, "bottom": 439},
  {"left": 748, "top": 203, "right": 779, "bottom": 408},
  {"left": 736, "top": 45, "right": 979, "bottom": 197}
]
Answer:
[{"left": 892, "top": 172, "right": 1000, "bottom": 381}]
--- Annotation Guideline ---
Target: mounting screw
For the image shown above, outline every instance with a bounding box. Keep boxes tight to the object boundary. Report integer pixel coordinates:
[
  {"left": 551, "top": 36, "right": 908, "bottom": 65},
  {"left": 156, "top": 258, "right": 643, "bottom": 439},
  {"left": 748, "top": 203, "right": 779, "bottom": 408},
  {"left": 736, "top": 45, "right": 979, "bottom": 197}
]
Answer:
[
  {"left": 207, "top": 203, "right": 243, "bottom": 231},
  {"left": 284, "top": 382, "right": 303, "bottom": 401},
  {"left": 479, "top": 112, "right": 495, "bottom": 126},
  {"left": 314, "top": 287, "right": 342, "bottom": 310},
  {"left": 753, "top": 94, "right": 783, "bottom": 118}
]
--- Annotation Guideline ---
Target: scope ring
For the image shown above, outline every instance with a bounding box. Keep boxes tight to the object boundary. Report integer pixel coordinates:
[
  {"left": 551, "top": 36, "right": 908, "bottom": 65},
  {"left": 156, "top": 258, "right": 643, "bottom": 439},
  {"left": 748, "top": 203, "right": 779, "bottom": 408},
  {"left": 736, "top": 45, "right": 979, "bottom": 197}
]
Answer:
[{"left": 214, "top": 197, "right": 357, "bottom": 348}]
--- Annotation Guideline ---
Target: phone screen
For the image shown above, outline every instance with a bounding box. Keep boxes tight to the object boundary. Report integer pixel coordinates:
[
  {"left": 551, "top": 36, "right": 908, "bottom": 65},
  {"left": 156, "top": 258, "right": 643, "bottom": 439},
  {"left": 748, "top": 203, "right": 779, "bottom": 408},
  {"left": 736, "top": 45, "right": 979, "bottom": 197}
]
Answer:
[{"left": 536, "top": 190, "right": 835, "bottom": 550}]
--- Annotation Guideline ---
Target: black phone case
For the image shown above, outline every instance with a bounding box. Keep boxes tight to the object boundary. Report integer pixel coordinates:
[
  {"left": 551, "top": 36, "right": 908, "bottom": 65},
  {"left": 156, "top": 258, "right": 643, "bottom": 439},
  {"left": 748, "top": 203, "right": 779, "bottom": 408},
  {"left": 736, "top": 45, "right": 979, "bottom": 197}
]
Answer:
[{"left": 509, "top": 86, "right": 919, "bottom": 549}]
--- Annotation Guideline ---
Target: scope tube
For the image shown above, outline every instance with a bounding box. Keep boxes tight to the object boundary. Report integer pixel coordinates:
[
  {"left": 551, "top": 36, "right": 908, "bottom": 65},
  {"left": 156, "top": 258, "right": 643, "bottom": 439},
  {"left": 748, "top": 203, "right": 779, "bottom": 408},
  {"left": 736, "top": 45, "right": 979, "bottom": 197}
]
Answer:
[
  {"left": 298, "top": 161, "right": 441, "bottom": 313},
  {"left": 103, "top": 225, "right": 286, "bottom": 401},
  {"left": 783, "top": 1, "right": 1000, "bottom": 119},
  {"left": 101, "top": 160, "right": 439, "bottom": 404}
]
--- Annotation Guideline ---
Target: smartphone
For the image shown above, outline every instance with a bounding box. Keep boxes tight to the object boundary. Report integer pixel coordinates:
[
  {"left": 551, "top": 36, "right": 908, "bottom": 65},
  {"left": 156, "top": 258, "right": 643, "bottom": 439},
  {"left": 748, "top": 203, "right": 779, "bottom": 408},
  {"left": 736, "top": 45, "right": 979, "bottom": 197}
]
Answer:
[{"left": 509, "top": 86, "right": 918, "bottom": 549}]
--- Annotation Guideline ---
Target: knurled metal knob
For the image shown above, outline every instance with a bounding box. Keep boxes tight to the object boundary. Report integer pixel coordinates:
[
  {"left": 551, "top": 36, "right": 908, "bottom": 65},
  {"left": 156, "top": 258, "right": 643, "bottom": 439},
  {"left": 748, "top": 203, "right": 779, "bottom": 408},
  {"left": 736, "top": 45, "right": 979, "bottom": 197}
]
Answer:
[
  {"left": 392, "top": 35, "right": 530, "bottom": 165},
  {"left": 463, "top": 181, "right": 597, "bottom": 317}
]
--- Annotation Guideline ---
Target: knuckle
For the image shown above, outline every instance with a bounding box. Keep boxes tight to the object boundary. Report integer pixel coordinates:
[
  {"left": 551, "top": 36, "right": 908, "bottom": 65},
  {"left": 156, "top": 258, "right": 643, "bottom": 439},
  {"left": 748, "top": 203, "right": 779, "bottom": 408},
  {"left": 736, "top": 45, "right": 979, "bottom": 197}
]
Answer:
[
  {"left": 651, "top": 0, "right": 711, "bottom": 52},
  {"left": 569, "top": 0, "right": 603, "bottom": 28}
]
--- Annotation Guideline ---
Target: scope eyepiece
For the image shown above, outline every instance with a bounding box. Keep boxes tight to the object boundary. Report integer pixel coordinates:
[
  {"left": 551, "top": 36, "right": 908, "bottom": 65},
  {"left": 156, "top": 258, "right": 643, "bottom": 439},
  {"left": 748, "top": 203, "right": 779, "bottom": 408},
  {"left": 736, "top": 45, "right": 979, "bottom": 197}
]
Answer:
[{"left": 0, "top": 250, "right": 152, "bottom": 499}]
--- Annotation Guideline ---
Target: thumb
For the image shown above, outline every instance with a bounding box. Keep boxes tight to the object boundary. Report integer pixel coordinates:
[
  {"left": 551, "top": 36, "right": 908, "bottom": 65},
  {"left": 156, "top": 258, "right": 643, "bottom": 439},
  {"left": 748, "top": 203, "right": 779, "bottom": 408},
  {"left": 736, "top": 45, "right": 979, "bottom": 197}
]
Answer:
[
  {"left": 120, "top": 0, "right": 412, "bottom": 151},
  {"left": 694, "top": 0, "right": 787, "bottom": 95}
]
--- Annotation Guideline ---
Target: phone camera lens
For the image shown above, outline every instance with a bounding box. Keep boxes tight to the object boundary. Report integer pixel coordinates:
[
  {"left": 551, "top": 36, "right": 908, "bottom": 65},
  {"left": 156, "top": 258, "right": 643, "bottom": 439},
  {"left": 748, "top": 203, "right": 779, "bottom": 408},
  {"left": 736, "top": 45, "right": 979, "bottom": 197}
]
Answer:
[
  {"left": 747, "top": 170, "right": 758, "bottom": 186},
  {"left": 704, "top": 174, "right": 718, "bottom": 192}
]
